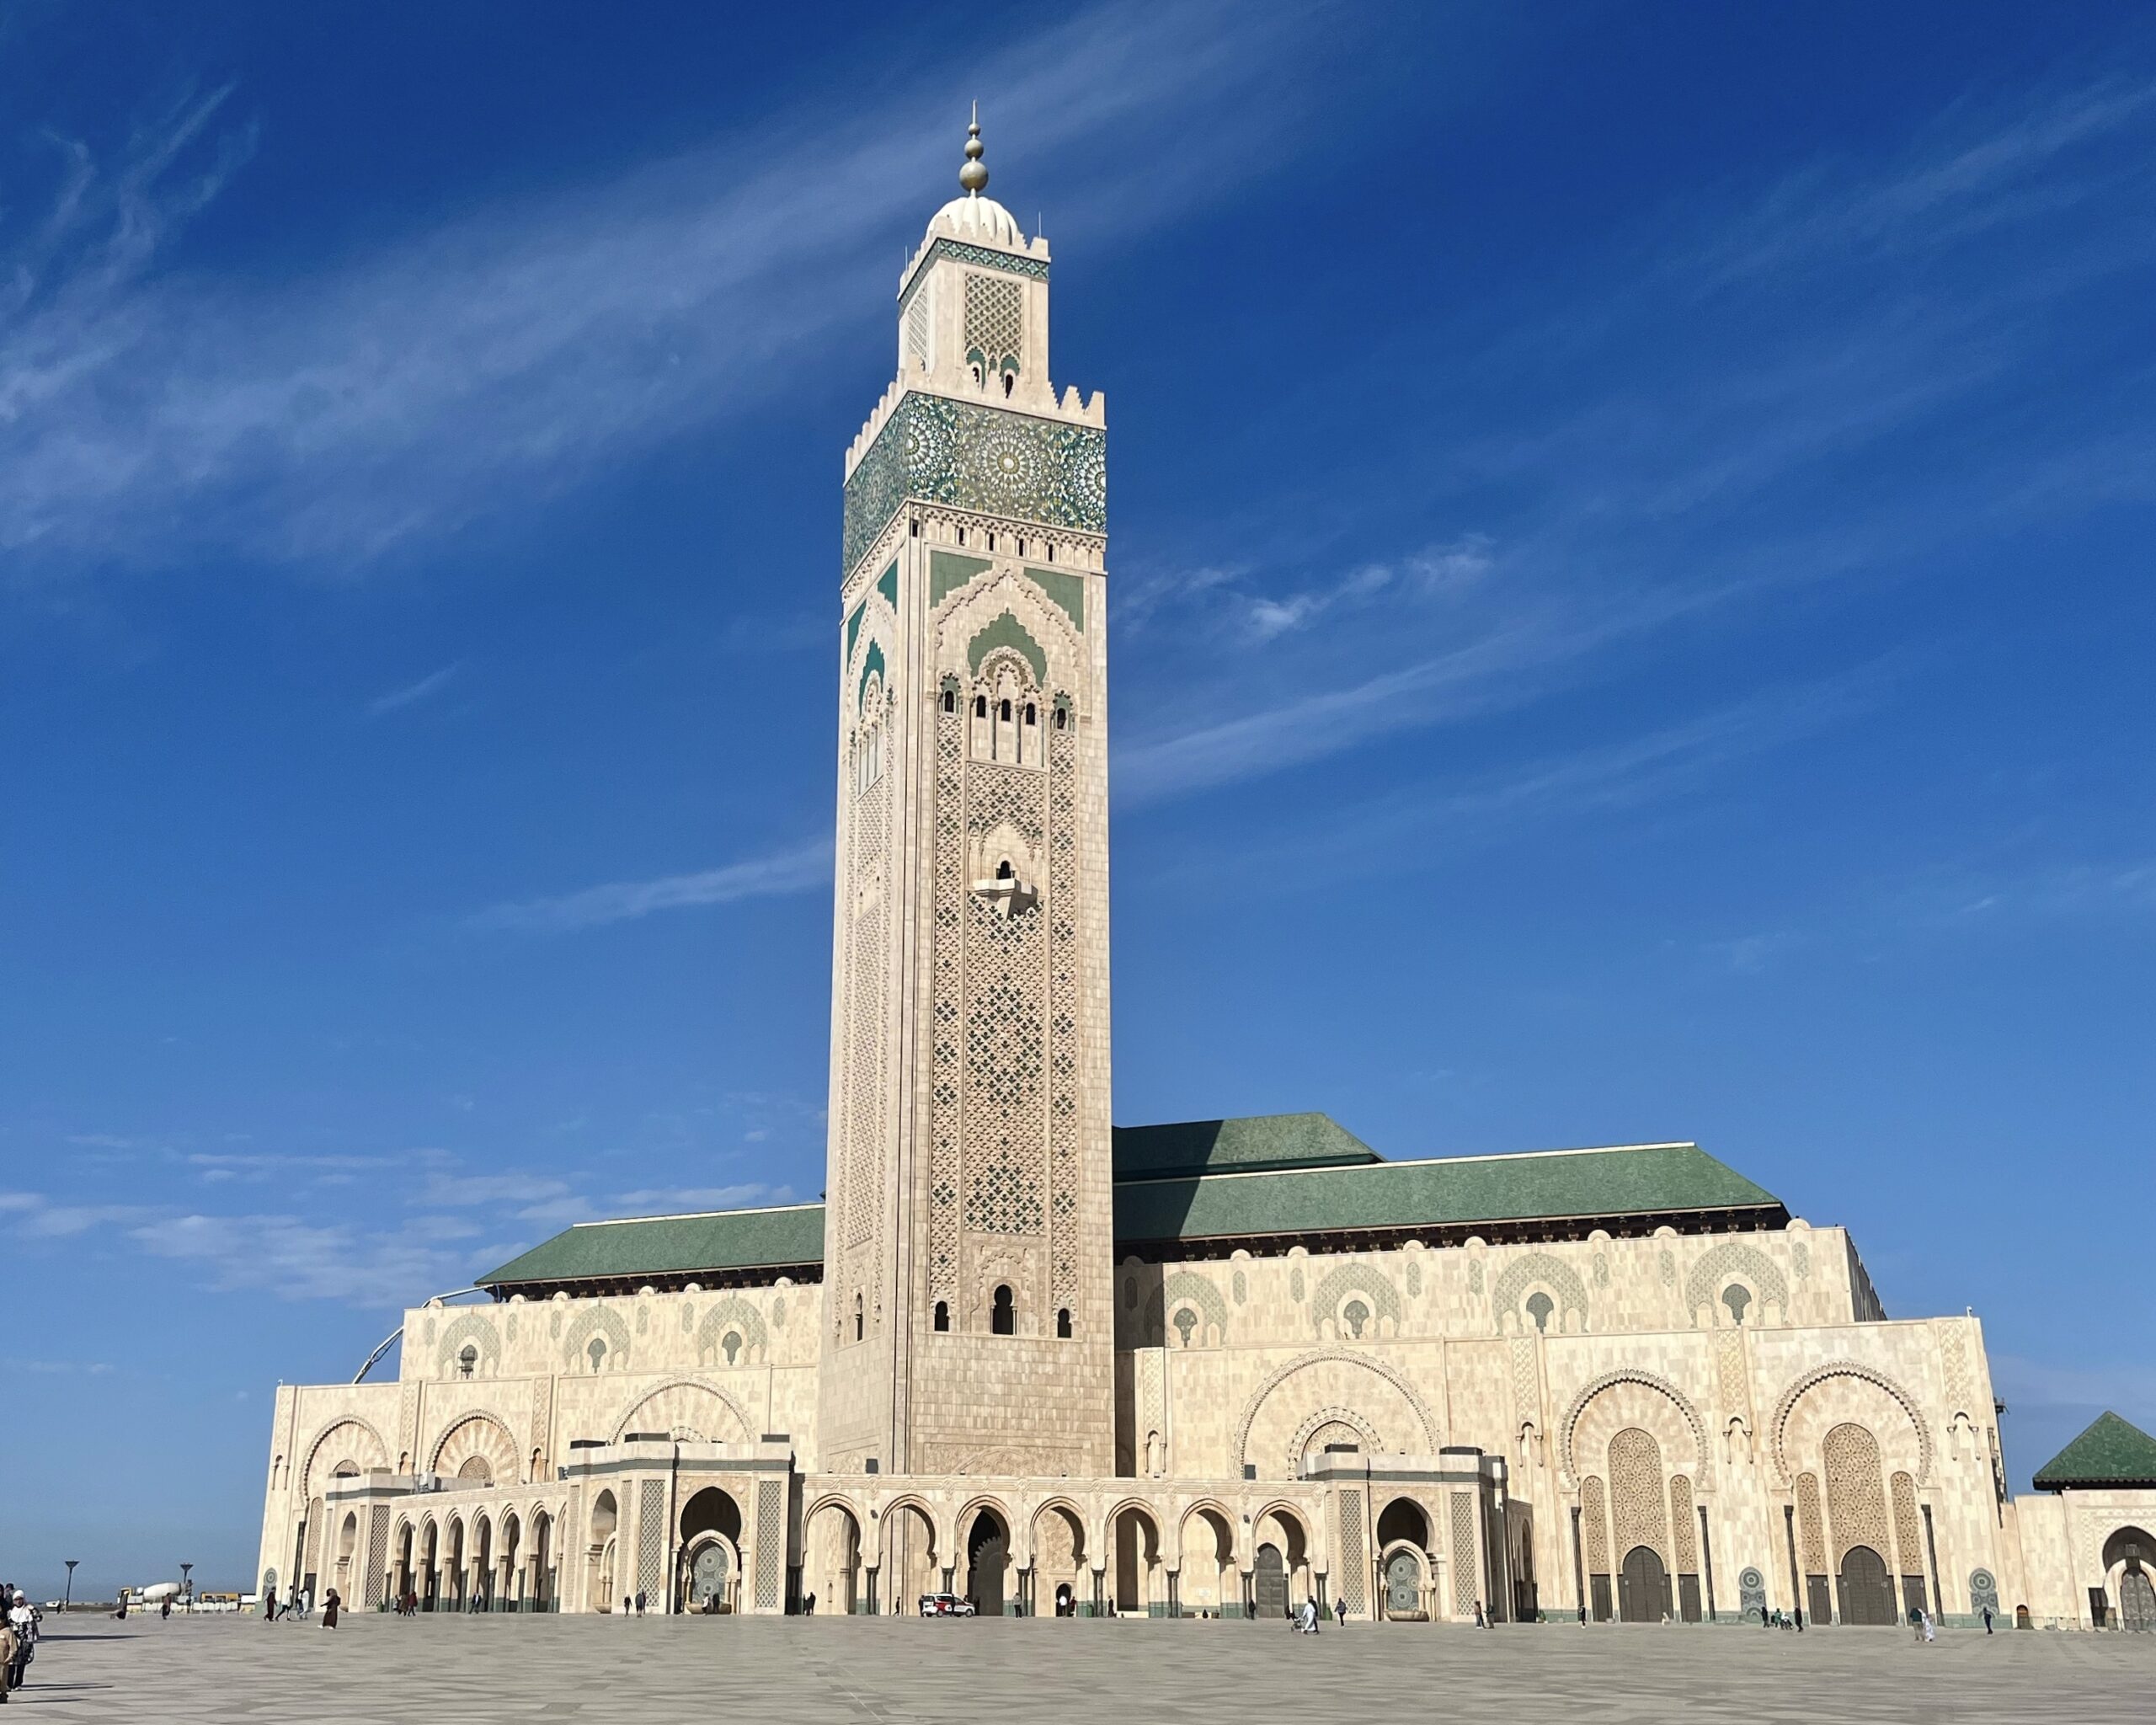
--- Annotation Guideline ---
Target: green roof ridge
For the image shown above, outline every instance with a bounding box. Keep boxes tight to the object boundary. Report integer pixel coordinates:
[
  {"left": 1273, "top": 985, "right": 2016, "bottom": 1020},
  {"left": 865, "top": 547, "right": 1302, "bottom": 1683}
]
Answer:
[
  {"left": 2032, "top": 1410, "right": 2156, "bottom": 1490},
  {"left": 1111, "top": 1113, "right": 1380, "bottom": 1179}
]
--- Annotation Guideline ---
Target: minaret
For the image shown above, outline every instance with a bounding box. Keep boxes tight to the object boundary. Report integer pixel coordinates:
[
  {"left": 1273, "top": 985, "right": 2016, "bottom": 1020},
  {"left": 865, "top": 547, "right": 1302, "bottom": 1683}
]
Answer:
[{"left": 819, "top": 117, "right": 1113, "bottom": 1480}]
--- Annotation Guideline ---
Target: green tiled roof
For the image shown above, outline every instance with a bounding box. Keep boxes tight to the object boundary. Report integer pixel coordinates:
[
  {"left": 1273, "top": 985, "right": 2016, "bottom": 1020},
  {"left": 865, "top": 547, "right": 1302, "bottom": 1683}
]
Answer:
[
  {"left": 479, "top": 1202, "right": 825, "bottom": 1289},
  {"left": 478, "top": 1122, "right": 1785, "bottom": 1291},
  {"left": 2032, "top": 1412, "right": 2156, "bottom": 1491},
  {"left": 1111, "top": 1114, "right": 1380, "bottom": 1179},
  {"left": 1113, "top": 1141, "right": 1783, "bottom": 1248}
]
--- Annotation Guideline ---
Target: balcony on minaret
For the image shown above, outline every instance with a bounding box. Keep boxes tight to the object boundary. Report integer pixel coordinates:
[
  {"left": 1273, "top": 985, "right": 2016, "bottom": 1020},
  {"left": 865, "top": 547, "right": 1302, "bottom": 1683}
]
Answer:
[{"left": 971, "top": 857, "right": 1038, "bottom": 921}]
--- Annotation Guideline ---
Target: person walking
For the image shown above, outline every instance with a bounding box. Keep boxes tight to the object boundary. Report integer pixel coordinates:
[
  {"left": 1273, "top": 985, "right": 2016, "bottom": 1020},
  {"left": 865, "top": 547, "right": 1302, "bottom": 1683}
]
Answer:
[
  {"left": 0, "top": 1611, "right": 19, "bottom": 1706},
  {"left": 1474, "top": 1600, "right": 1486, "bottom": 1628},
  {"left": 1908, "top": 1605, "right": 1924, "bottom": 1643},
  {"left": 321, "top": 1589, "right": 340, "bottom": 1629},
  {"left": 1794, "top": 1605, "right": 1805, "bottom": 1632},
  {"left": 1983, "top": 1605, "right": 1994, "bottom": 1634},
  {"left": 635, "top": 1589, "right": 647, "bottom": 1617},
  {"left": 3, "top": 1596, "right": 30, "bottom": 1696},
  {"left": 1921, "top": 1610, "right": 1936, "bottom": 1644}
]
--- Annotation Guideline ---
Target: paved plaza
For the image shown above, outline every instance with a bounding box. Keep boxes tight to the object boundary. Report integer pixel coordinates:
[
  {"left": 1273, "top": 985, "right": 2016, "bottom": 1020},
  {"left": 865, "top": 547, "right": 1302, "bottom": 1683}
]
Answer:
[{"left": 10, "top": 1614, "right": 2151, "bottom": 1722}]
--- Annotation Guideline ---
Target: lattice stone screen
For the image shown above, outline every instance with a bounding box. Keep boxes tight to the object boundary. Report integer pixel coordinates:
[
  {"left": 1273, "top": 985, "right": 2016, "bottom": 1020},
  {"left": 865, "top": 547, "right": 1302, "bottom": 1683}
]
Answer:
[
  {"left": 1450, "top": 1492, "right": 1477, "bottom": 1617},
  {"left": 755, "top": 1480, "right": 785, "bottom": 1611},
  {"left": 905, "top": 291, "right": 930, "bottom": 372},
  {"left": 1336, "top": 1488, "right": 1367, "bottom": 1616},
  {"left": 636, "top": 1480, "right": 665, "bottom": 1603},
  {"left": 1824, "top": 1423, "right": 1889, "bottom": 1563},
  {"left": 1610, "top": 1427, "right": 1668, "bottom": 1562},
  {"left": 963, "top": 271, "right": 1023, "bottom": 374},
  {"left": 364, "top": 1504, "right": 390, "bottom": 1606}
]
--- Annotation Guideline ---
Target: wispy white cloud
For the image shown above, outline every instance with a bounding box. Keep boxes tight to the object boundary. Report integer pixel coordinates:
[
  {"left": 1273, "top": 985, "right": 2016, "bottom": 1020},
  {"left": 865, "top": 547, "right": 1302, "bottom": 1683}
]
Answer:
[
  {"left": 366, "top": 662, "right": 462, "bottom": 717},
  {"left": 472, "top": 839, "right": 831, "bottom": 932},
  {"left": 0, "top": 3, "right": 1333, "bottom": 578},
  {"left": 128, "top": 1211, "right": 482, "bottom": 1306}
]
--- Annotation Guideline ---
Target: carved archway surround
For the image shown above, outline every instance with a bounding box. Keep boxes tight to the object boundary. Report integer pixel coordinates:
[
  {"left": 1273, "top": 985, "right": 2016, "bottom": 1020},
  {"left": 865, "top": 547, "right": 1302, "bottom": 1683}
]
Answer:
[
  {"left": 1232, "top": 1348, "right": 1444, "bottom": 1473},
  {"left": 607, "top": 1375, "right": 755, "bottom": 1445},
  {"left": 1769, "top": 1361, "right": 1933, "bottom": 1486},
  {"left": 1287, "top": 1406, "right": 1386, "bottom": 1477},
  {"left": 1557, "top": 1368, "right": 1709, "bottom": 1488},
  {"left": 299, "top": 1413, "right": 391, "bottom": 1499},
  {"left": 426, "top": 1408, "right": 520, "bottom": 1477}
]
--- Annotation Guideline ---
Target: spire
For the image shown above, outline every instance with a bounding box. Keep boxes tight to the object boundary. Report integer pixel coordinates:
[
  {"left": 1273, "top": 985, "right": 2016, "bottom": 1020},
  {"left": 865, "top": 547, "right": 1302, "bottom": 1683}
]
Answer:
[{"left": 959, "top": 104, "right": 989, "bottom": 196}]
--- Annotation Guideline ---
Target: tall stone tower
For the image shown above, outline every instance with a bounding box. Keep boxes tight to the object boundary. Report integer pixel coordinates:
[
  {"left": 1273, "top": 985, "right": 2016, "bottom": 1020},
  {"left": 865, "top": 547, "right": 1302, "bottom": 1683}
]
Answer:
[{"left": 818, "top": 118, "right": 1113, "bottom": 1481}]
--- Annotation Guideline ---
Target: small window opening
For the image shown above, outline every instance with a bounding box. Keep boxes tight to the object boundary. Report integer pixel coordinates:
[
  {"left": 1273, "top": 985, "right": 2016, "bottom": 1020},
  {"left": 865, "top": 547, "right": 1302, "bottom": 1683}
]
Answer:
[
  {"left": 1525, "top": 1291, "right": 1555, "bottom": 1334},
  {"left": 942, "top": 689, "right": 955, "bottom": 713},
  {"left": 910, "top": 518, "right": 920, "bottom": 537},
  {"left": 974, "top": 695, "right": 988, "bottom": 718},
  {"left": 1055, "top": 1307, "right": 1072, "bottom": 1338},
  {"left": 970, "top": 362, "right": 984, "bottom": 387},
  {"left": 722, "top": 1330, "right": 742, "bottom": 1366},
  {"left": 587, "top": 1338, "right": 607, "bottom": 1372},
  {"left": 1173, "top": 1306, "right": 1198, "bottom": 1348},
  {"left": 1342, "top": 1299, "right": 1370, "bottom": 1340},
  {"left": 1054, "top": 707, "right": 1068, "bottom": 730},
  {"left": 1722, "top": 1284, "right": 1753, "bottom": 1326},
  {"left": 957, "top": 527, "right": 965, "bottom": 546},
  {"left": 1046, "top": 544, "right": 1054, "bottom": 563},
  {"left": 991, "top": 1284, "right": 1015, "bottom": 1336},
  {"left": 999, "top": 699, "right": 1011, "bottom": 722},
  {"left": 933, "top": 1300, "right": 950, "bottom": 1332},
  {"left": 853, "top": 1293, "right": 864, "bottom": 1342},
  {"left": 995, "top": 858, "right": 1014, "bottom": 880},
  {"left": 1002, "top": 371, "right": 1015, "bottom": 398},
  {"left": 457, "top": 1344, "right": 478, "bottom": 1380},
  {"left": 1024, "top": 703, "right": 1037, "bottom": 725}
]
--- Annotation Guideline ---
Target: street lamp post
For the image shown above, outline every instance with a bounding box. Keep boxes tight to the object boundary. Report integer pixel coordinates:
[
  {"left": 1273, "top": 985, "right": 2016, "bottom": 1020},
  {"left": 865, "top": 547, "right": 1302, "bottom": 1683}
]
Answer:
[{"left": 63, "top": 1561, "right": 78, "bottom": 1613}]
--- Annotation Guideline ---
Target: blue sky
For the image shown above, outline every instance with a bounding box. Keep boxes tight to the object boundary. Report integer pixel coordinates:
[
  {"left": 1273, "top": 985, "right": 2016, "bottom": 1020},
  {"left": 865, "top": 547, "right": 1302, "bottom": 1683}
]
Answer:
[{"left": 3, "top": 1, "right": 2152, "bottom": 1595}]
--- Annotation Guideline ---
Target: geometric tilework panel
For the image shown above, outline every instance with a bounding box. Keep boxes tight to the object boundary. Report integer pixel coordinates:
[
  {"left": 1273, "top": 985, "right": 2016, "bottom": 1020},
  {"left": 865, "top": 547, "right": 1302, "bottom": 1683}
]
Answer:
[
  {"left": 1580, "top": 1477, "right": 1609, "bottom": 1575},
  {"left": 365, "top": 1503, "right": 390, "bottom": 1607},
  {"left": 1891, "top": 1471, "right": 1923, "bottom": 1579},
  {"left": 1823, "top": 1423, "right": 1889, "bottom": 1567},
  {"left": 1336, "top": 1489, "right": 1367, "bottom": 1616},
  {"left": 1796, "top": 1472, "right": 1826, "bottom": 1574},
  {"left": 636, "top": 1480, "right": 665, "bottom": 1604},
  {"left": 1609, "top": 1427, "right": 1668, "bottom": 1565},
  {"left": 1669, "top": 1476, "right": 1699, "bottom": 1573},
  {"left": 844, "top": 392, "right": 1107, "bottom": 574},
  {"left": 1450, "top": 1492, "right": 1477, "bottom": 1617},
  {"left": 755, "top": 1479, "right": 785, "bottom": 1611}
]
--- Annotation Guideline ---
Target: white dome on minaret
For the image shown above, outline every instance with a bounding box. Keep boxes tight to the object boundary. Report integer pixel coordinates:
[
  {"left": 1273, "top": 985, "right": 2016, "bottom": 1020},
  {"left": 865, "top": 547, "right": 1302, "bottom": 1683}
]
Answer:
[{"left": 926, "top": 109, "right": 1024, "bottom": 248}]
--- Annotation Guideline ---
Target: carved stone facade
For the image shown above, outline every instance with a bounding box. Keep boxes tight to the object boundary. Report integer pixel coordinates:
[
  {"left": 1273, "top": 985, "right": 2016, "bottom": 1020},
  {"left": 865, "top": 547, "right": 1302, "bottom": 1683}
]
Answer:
[{"left": 254, "top": 127, "right": 2151, "bottom": 1632}]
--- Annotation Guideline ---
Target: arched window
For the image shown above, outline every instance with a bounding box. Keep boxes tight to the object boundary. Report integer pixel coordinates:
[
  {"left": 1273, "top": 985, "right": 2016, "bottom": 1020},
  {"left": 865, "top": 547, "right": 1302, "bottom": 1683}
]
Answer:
[
  {"left": 587, "top": 1337, "right": 606, "bottom": 1373},
  {"left": 1002, "top": 371, "right": 1015, "bottom": 398},
  {"left": 1054, "top": 706, "right": 1068, "bottom": 730},
  {"left": 1525, "top": 1291, "right": 1555, "bottom": 1333},
  {"left": 1722, "top": 1284, "right": 1752, "bottom": 1326},
  {"left": 1056, "top": 1307, "right": 1071, "bottom": 1338},
  {"left": 853, "top": 1293, "right": 864, "bottom": 1343},
  {"left": 1045, "top": 543, "right": 1054, "bottom": 563},
  {"left": 991, "top": 1284, "right": 1015, "bottom": 1336},
  {"left": 957, "top": 527, "right": 965, "bottom": 546},
  {"left": 457, "top": 1344, "right": 478, "bottom": 1380},
  {"left": 933, "top": 1300, "right": 949, "bottom": 1332},
  {"left": 974, "top": 695, "right": 988, "bottom": 718},
  {"left": 999, "top": 699, "right": 1011, "bottom": 722},
  {"left": 995, "top": 859, "right": 1013, "bottom": 880},
  {"left": 1023, "top": 702, "right": 1037, "bottom": 727},
  {"left": 942, "top": 689, "right": 955, "bottom": 713}
]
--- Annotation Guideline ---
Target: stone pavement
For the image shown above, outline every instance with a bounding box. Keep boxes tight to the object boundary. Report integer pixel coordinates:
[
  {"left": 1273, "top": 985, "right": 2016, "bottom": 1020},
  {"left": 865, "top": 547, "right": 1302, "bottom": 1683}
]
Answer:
[{"left": 10, "top": 1613, "right": 2151, "bottom": 1722}]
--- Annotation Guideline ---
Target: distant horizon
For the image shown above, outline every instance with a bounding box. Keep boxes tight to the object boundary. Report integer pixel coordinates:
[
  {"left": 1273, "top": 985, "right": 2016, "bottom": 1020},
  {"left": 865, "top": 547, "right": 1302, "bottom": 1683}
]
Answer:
[{"left": 4, "top": 0, "right": 2153, "bottom": 1589}]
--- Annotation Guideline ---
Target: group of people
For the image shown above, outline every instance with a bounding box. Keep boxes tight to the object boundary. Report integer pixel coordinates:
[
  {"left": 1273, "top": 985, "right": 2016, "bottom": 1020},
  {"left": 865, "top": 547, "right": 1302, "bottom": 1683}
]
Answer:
[
  {"left": 262, "top": 1585, "right": 340, "bottom": 1626},
  {"left": 0, "top": 1586, "right": 40, "bottom": 1703}
]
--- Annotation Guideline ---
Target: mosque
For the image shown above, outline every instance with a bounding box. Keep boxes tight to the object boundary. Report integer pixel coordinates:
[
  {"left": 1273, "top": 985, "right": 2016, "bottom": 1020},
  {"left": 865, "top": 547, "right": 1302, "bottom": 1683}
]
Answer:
[{"left": 255, "top": 123, "right": 2156, "bottom": 1633}]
